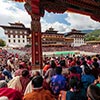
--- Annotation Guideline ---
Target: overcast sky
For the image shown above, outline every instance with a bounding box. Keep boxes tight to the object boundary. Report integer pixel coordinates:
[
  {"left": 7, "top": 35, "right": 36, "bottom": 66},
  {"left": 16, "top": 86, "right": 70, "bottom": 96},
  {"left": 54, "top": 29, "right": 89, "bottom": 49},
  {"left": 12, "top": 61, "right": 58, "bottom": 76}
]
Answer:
[{"left": 0, "top": 0, "right": 100, "bottom": 40}]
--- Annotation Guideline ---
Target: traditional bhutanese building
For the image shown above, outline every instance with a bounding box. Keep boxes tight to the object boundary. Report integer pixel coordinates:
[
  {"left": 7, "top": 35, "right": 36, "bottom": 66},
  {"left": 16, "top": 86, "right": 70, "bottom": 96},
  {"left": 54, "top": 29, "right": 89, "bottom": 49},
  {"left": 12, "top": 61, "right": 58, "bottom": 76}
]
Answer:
[
  {"left": 42, "top": 27, "right": 73, "bottom": 47},
  {"left": 65, "top": 29, "right": 85, "bottom": 47},
  {"left": 0, "top": 22, "right": 30, "bottom": 48}
]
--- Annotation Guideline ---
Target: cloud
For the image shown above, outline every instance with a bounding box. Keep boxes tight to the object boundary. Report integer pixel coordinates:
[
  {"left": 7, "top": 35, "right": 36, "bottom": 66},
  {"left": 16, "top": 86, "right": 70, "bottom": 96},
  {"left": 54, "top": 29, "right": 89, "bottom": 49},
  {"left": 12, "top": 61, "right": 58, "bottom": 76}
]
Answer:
[
  {"left": 0, "top": 0, "right": 100, "bottom": 39},
  {"left": 41, "top": 18, "right": 69, "bottom": 33},
  {"left": 0, "top": 0, "right": 31, "bottom": 39},
  {"left": 41, "top": 12, "right": 100, "bottom": 33},
  {"left": 65, "top": 12, "right": 100, "bottom": 30},
  {"left": 0, "top": 0, "right": 31, "bottom": 26}
]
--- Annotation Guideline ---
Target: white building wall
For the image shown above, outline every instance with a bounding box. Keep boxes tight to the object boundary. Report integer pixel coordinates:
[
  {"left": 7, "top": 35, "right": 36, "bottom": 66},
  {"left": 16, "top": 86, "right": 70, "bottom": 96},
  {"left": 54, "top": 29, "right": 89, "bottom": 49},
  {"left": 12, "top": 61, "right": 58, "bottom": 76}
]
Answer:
[
  {"left": 6, "top": 34, "right": 28, "bottom": 48},
  {"left": 72, "top": 37, "right": 85, "bottom": 47}
]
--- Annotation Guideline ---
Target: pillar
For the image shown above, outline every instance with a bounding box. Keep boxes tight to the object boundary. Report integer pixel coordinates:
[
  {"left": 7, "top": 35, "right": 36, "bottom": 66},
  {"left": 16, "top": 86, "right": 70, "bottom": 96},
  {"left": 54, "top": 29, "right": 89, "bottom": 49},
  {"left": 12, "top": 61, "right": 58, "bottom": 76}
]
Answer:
[{"left": 31, "top": 14, "right": 42, "bottom": 70}]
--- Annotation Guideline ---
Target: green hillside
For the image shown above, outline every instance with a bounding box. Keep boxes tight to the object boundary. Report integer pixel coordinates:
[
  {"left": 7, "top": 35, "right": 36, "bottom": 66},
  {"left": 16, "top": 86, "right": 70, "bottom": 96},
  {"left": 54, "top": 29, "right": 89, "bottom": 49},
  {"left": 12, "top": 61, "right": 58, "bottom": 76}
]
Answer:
[{"left": 85, "top": 29, "right": 100, "bottom": 41}]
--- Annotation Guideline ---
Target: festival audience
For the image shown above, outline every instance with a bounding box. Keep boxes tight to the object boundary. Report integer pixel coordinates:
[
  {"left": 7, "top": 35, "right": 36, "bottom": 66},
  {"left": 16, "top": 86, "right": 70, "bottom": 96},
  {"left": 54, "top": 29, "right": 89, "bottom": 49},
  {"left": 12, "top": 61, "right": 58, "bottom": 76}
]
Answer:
[{"left": 0, "top": 48, "right": 100, "bottom": 100}]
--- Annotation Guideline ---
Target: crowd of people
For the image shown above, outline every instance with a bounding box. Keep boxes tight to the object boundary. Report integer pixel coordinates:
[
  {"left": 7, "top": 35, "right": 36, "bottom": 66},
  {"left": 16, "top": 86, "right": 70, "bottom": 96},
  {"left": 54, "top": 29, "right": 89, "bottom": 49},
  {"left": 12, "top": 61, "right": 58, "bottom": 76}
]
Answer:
[
  {"left": 0, "top": 48, "right": 100, "bottom": 100},
  {"left": 42, "top": 44, "right": 100, "bottom": 53},
  {"left": 15, "top": 43, "right": 100, "bottom": 54}
]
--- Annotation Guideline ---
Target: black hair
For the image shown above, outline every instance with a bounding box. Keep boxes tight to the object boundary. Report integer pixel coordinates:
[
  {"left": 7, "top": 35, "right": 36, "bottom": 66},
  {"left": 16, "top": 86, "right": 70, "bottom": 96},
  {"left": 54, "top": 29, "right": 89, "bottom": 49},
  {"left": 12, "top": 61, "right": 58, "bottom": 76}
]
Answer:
[
  {"left": 60, "top": 60, "right": 66, "bottom": 67},
  {"left": 69, "top": 76, "right": 81, "bottom": 92},
  {"left": 22, "top": 69, "right": 29, "bottom": 77},
  {"left": 76, "top": 60, "right": 81, "bottom": 65},
  {"left": 87, "top": 56, "right": 91, "bottom": 60},
  {"left": 32, "top": 75, "right": 43, "bottom": 88},
  {"left": 93, "top": 58, "right": 97, "bottom": 62},
  {"left": 50, "top": 60, "right": 56, "bottom": 68},
  {"left": 19, "top": 64, "right": 24, "bottom": 69},
  {"left": 69, "top": 67, "right": 77, "bottom": 73},
  {"left": 55, "top": 67, "right": 62, "bottom": 75},
  {"left": 84, "top": 67, "right": 91, "bottom": 74},
  {"left": 87, "top": 84, "right": 100, "bottom": 100},
  {"left": 92, "top": 62, "right": 99, "bottom": 68}
]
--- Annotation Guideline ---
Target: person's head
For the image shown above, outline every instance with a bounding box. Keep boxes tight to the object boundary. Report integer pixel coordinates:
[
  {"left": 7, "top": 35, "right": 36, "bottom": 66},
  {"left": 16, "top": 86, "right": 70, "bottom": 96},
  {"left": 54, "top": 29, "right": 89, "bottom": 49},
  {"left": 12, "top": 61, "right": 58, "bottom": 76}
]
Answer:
[
  {"left": 32, "top": 75, "right": 43, "bottom": 88},
  {"left": 0, "top": 80, "right": 7, "bottom": 88},
  {"left": 19, "top": 62, "right": 25, "bottom": 69},
  {"left": 69, "top": 67, "right": 77, "bottom": 73},
  {"left": 33, "top": 71, "right": 40, "bottom": 77},
  {"left": 93, "top": 58, "right": 98, "bottom": 62},
  {"left": 84, "top": 67, "right": 91, "bottom": 75},
  {"left": 55, "top": 67, "right": 62, "bottom": 75},
  {"left": 87, "top": 84, "right": 100, "bottom": 100},
  {"left": 69, "top": 76, "right": 81, "bottom": 92},
  {"left": 76, "top": 60, "right": 81, "bottom": 66},
  {"left": 82, "top": 60, "right": 87, "bottom": 65},
  {"left": 60, "top": 60, "right": 66, "bottom": 67},
  {"left": 50, "top": 60, "right": 56, "bottom": 68},
  {"left": 87, "top": 56, "right": 91, "bottom": 60},
  {"left": 22, "top": 69, "right": 29, "bottom": 77}
]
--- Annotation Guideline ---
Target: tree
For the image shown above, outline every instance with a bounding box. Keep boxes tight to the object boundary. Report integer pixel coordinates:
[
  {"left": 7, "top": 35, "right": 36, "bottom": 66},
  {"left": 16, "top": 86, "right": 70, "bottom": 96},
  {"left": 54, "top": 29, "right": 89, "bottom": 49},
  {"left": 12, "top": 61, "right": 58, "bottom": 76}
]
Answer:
[{"left": 0, "top": 39, "right": 6, "bottom": 47}]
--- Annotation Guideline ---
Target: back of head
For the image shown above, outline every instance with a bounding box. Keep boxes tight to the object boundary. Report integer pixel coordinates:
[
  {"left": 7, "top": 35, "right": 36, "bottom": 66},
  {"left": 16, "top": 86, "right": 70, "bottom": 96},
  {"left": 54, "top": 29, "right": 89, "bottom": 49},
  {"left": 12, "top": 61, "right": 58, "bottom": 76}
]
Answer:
[
  {"left": 22, "top": 69, "right": 29, "bottom": 77},
  {"left": 76, "top": 60, "right": 81, "bottom": 66},
  {"left": 93, "top": 58, "right": 97, "bottom": 62},
  {"left": 60, "top": 60, "right": 66, "bottom": 67},
  {"left": 50, "top": 60, "right": 56, "bottom": 68},
  {"left": 69, "top": 67, "right": 77, "bottom": 73},
  {"left": 69, "top": 76, "right": 81, "bottom": 92},
  {"left": 32, "top": 75, "right": 43, "bottom": 88},
  {"left": 87, "top": 56, "right": 91, "bottom": 60},
  {"left": 55, "top": 67, "right": 62, "bottom": 75},
  {"left": 84, "top": 67, "right": 91, "bottom": 75},
  {"left": 0, "top": 80, "right": 7, "bottom": 88},
  {"left": 87, "top": 84, "right": 100, "bottom": 100},
  {"left": 92, "top": 62, "right": 99, "bottom": 68}
]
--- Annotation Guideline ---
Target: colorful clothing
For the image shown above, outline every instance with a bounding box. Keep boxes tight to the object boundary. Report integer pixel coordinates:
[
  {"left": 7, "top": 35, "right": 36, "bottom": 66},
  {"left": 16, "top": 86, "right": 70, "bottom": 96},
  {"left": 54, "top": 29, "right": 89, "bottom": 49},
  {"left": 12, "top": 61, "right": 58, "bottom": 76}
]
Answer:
[
  {"left": 23, "top": 88, "right": 55, "bottom": 100},
  {"left": 81, "top": 74, "right": 95, "bottom": 90},
  {"left": 0, "top": 87, "right": 22, "bottom": 100},
  {"left": 8, "top": 76, "right": 30, "bottom": 95},
  {"left": 50, "top": 75, "right": 67, "bottom": 95},
  {"left": 3, "top": 69, "right": 12, "bottom": 80},
  {"left": 14, "top": 69, "right": 25, "bottom": 76}
]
